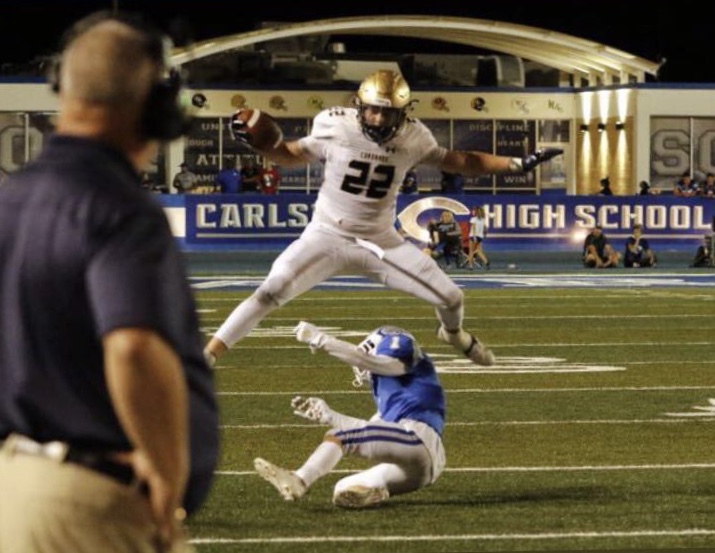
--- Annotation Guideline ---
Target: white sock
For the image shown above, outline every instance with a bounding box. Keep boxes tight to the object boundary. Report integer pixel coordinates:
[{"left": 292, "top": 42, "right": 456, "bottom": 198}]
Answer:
[
  {"left": 295, "top": 441, "right": 343, "bottom": 488},
  {"left": 440, "top": 326, "right": 473, "bottom": 350}
]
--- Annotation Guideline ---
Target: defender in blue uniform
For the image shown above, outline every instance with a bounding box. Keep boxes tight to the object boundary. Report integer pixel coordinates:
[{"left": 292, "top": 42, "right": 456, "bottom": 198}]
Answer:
[{"left": 255, "top": 322, "right": 446, "bottom": 509}]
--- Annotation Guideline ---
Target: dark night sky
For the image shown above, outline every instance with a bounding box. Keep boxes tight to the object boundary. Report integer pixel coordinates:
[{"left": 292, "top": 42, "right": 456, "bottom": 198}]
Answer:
[{"left": 2, "top": 0, "right": 713, "bottom": 83}]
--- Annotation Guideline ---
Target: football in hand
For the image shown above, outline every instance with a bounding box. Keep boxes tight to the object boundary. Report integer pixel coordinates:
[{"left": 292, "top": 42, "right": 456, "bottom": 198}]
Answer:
[{"left": 233, "top": 109, "right": 283, "bottom": 150}]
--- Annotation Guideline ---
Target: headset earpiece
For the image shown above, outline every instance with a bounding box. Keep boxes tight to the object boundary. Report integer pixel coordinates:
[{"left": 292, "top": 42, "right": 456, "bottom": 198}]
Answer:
[{"left": 143, "top": 68, "right": 192, "bottom": 140}]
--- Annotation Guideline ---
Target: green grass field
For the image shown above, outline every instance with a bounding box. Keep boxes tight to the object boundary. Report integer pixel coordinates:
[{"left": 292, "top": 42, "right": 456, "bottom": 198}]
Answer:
[{"left": 187, "top": 286, "right": 715, "bottom": 552}]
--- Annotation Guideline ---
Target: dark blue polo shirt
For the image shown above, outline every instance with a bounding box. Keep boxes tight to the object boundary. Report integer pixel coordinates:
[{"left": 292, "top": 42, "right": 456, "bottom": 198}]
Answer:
[{"left": 0, "top": 135, "right": 219, "bottom": 514}]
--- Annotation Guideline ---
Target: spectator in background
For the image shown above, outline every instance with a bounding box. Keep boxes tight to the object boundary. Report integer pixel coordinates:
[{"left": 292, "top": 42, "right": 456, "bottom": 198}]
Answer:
[
  {"left": 598, "top": 176, "right": 613, "bottom": 195},
  {"left": 240, "top": 157, "right": 261, "bottom": 193},
  {"left": 674, "top": 172, "right": 699, "bottom": 197},
  {"left": 400, "top": 168, "right": 418, "bottom": 194},
  {"left": 215, "top": 159, "right": 242, "bottom": 194},
  {"left": 467, "top": 205, "right": 490, "bottom": 271},
  {"left": 440, "top": 171, "right": 464, "bottom": 194},
  {"left": 432, "top": 210, "right": 464, "bottom": 269},
  {"left": 259, "top": 162, "right": 281, "bottom": 195},
  {"left": 624, "top": 224, "right": 657, "bottom": 268},
  {"left": 140, "top": 171, "right": 168, "bottom": 194},
  {"left": 423, "top": 217, "right": 439, "bottom": 257},
  {"left": 699, "top": 173, "right": 715, "bottom": 198},
  {"left": 172, "top": 161, "right": 198, "bottom": 194},
  {"left": 140, "top": 171, "right": 154, "bottom": 191},
  {"left": 583, "top": 225, "right": 620, "bottom": 268},
  {"left": 691, "top": 235, "right": 714, "bottom": 267}
]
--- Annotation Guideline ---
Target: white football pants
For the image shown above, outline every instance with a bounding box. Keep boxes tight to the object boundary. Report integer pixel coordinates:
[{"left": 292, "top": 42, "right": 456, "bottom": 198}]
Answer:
[{"left": 214, "top": 221, "right": 466, "bottom": 347}]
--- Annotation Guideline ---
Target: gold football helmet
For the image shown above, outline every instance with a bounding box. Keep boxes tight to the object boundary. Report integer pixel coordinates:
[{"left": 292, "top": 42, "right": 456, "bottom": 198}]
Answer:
[{"left": 355, "top": 70, "right": 412, "bottom": 144}]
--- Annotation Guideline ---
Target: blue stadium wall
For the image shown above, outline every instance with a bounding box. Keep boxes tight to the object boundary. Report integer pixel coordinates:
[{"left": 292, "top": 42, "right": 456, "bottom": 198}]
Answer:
[{"left": 159, "top": 194, "right": 715, "bottom": 253}]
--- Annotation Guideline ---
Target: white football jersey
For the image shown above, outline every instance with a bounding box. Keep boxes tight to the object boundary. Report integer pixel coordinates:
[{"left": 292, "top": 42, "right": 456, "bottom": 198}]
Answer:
[{"left": 299, "top": 107, "right": 446, "bottom": 237}]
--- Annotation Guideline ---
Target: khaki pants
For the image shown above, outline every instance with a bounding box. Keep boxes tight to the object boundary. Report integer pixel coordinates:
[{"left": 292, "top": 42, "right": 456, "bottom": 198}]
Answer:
[{"left": 0, "top": 446, "right": 193, "bottom": 553}]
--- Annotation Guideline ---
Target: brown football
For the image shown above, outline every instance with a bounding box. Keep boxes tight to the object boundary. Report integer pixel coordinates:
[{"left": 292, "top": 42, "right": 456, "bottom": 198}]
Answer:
[{"left": 235, "top": 108, "right": 283, "bottom": 150}]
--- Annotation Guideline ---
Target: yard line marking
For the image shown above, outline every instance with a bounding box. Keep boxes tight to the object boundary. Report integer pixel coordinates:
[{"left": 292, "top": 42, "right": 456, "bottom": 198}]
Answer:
[
  {"left": 199, "top": 293, "right": 715, "bottom": 303},
  {"left": 201, "top": 341, "right": 715, "bottom": 348},
  {"left": 190, "top": 528, "right": 715, "bottom": 545},
  {"left": 201, "top": 314, "right": 715, "bottom": 320},
  {"left": 220, "top": 418, "right": 715, "bottom": 430},
  {"left": 217, "top": 385, "right": 715, "bottom": 396},
  {"left": 214, "top": 463, "right": 715, "bottom": 477}
]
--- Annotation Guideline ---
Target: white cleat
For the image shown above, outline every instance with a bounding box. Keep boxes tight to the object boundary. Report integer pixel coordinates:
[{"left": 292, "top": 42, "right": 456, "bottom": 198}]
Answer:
[
  {"left": 437, "top": 326, "right": 495, "bottom": 366},
  {"left": 254, "top": 458, "right": 307, "bottom": 501},
  {"left": 333, "top": 485, "right": 389, "bottom": 509}
]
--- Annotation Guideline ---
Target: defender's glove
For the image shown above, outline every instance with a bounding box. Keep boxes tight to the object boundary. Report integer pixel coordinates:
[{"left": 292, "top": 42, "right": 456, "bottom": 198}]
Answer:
[
  {"left": 291, "top": 396, "right": 334, "bottom": 425},
  {"left": 228, "top": 109, "right": 251, "bottom": 146},
  {"left": 294, "top": 321, "right": 329, "bottom": 353},
  {"left": 520, "top": 148, "right": 564, "bottom": 172}
]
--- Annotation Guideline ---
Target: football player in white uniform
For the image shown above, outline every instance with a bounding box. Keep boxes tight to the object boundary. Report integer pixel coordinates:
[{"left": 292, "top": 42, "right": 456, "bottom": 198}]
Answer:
[
  {"left": 254, "top": 322, "right": 446, "bottom": 508},
  {"left": 204, "top": 70, "right": 562, "bottom": 367}
]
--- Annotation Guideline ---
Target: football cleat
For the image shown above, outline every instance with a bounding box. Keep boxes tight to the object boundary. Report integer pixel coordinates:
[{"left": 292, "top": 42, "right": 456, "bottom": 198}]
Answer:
[
  {"left": 333, "top": 485, "right": 389, "bottom": 509},
  {"left": 254, "top": 458, "right": 307, "bottom": 501},
  {"left": 437, "top": 325, "right": 495, "bottom": 366}
]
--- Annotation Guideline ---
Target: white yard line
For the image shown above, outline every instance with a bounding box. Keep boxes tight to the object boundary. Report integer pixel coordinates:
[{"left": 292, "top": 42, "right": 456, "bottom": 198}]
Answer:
[
  {"left": 220, "top": 418, "right": 714, "bottom": 430},
  {"left": 190, "top": 528, "right": 715, "bottom": 545},
  {"left": 215, "top": 463, "right": 715, "bottom": 477},
  {"left": 217, "top": 385, "right": 715, "bottom": 396}
]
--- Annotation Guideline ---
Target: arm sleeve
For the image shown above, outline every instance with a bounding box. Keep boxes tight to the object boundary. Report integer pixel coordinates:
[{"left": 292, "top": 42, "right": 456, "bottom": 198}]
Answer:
[
  {"left": 412, "top": 120, "right": 448, "bottom": 166},
  {"left": 296, "top": 109, "right": 335, "bottom": 163},
  {"left": 321, "top": 336, "right": 407, "bottom": 376}
]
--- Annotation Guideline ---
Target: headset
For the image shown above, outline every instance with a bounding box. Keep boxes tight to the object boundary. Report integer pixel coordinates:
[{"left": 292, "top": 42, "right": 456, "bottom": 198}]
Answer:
[{"left": 47, "top": 10, "right": 192, "bottom": 141}]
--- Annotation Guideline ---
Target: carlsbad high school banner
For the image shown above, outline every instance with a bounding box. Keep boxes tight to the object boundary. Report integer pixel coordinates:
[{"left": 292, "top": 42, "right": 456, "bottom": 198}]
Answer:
[{"left": 177, "top": 194, "right": 715, "bottom": 251}]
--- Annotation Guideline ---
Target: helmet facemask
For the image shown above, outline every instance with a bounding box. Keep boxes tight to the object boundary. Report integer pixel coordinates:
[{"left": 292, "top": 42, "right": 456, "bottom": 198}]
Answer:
[{"left": 356, "top": 70, "right": 413, "bottom": 145}]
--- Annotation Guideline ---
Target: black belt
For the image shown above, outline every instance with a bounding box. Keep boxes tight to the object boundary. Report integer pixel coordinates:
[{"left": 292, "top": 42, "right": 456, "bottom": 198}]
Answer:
[
  {"left": 64, "top": 448, "right": 139, "bottom": 487},
  {"left": 1, "top": 434, "right": 145, "bottom": 491}
]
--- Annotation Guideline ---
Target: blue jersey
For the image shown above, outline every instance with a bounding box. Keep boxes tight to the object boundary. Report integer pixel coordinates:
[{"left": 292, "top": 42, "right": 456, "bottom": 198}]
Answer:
[{"left": 370, "top": 328, "right": 446, "bottom": 436}]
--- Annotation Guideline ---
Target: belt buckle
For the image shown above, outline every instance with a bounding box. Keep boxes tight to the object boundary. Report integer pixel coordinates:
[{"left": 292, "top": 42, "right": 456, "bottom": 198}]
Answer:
[{"left": 4, "top": 433, "right": 69, "bottom": 461}]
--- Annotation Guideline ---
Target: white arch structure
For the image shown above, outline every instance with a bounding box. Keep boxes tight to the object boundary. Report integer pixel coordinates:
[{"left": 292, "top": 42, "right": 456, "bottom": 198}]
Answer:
[{"left": 171, "top": 15, "right": 660, "bottom": 85}]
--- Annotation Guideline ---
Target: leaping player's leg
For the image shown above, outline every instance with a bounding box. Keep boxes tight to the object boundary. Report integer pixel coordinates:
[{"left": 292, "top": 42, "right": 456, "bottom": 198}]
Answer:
[
  {"left": 367, "top": 240, "right": 495, "bottom": 366},
  {"left": 205, "top": 227, "right": 344, "bottom": 364}
]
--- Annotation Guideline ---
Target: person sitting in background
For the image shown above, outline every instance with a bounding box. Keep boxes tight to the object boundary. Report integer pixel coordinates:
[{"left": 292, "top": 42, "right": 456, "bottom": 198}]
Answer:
[
  {"left": 699, "top": 173, "right": 715, "bottom": 198},
  {"left": 624, "top": 224, "right": 657, "bottom": 268},
  {"left": 400, "top": 169, "right": 418, "bottom": 194},
  {"left": 215, "top": 159, "right": 242, "bottom": 194},
  {"left": 674, "top": 172, "right": 699, "bottom": 197},
  {"left": 638, "top": 180, "right": 660, "bottom": 195},
  {"left": 583, "top": 225, "right": 620, "bottom": 268},
  {"left": 598, "top": 176, "right": 613, "bottom": 195},
  {"left": 423, "top": 217, "right": 439, "bottom": 257},
  {"left": 691, "top": 235, "right": 714, "bottom": 267},
  {"left": 432, "top": 210, "right": 464, "bottom": 269},
  {"left": 259, "top": 162, "right": 281, "bottom": 195}
]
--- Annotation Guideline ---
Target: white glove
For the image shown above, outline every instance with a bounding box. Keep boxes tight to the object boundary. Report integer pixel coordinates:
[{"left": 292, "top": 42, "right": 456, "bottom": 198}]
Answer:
[
  {"left": 294, "top": 321, "right": 329, "bottom": 353},
  {"left": 291, "top": 396, "right": 334, "bottom": 425}
]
